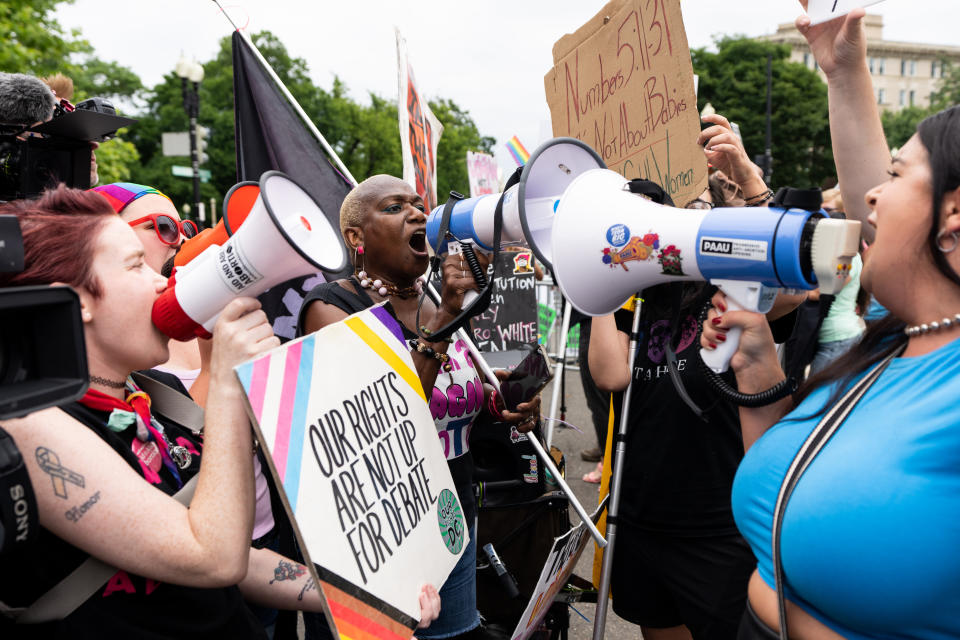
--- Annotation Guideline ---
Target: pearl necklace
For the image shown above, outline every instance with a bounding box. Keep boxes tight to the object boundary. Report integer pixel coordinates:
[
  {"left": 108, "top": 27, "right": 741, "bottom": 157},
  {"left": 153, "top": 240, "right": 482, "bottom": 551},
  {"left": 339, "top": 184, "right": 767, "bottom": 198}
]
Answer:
[
  {"left": 356, "top": 271, "right": 425, "bottom": 299},
  {"left": 904, "top": 313, "right": 960, "bottom": 337}
]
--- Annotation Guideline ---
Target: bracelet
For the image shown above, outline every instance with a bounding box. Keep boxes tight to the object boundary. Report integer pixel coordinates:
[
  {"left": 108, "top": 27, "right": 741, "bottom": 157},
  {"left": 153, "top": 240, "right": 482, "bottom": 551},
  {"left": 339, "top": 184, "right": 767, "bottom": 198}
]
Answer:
[
  {"left": 419, "top": 325, "right": 453, "bottom": 343},
  {"left": 486, "top": 390, "right": 505, "bottom": 421},
  {"left": 408, "top": 338, "right": 453, "bottom": 371},
  {"left": 744, "top": 188, "right": 774, "bottom": 207}
]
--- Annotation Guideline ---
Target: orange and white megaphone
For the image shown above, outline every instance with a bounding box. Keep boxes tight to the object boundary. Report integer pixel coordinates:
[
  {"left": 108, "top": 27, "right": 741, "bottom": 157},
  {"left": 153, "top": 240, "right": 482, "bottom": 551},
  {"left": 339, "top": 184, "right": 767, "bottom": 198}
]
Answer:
[
  {"left": 153, "top": 171, "right": 347, "bottom": 340},
  {"left": 174, "top": 181, "right": 260, "bottom": 267}
]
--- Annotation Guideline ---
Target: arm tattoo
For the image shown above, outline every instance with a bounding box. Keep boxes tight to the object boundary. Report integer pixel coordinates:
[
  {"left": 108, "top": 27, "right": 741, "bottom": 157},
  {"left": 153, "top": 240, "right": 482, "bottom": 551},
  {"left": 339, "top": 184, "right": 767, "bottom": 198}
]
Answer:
[
  {"left": 35, "top": 447, "right": 85, "bottom": 499},
  {"left": 269, "top": 559, "right": 307, "bottom": 584},
  {"left": 65, "top": 491, "right": 102, "bottom": 523},
  {"left": 298, "top": 577, "right": 317, "bottom": 601}
]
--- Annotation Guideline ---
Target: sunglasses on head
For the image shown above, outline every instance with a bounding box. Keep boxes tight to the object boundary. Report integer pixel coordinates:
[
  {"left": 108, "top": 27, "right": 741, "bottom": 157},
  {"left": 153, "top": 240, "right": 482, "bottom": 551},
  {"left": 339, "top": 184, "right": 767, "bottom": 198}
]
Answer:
[{"left": 127, "top": 214, "right": 199, "bottom": 245}]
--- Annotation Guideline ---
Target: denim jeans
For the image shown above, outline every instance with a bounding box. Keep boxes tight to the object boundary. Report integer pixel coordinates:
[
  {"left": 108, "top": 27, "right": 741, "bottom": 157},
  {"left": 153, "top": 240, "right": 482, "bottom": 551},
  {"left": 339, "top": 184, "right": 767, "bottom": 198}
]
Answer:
[
  {"left": 809, "top": 334, "right": 862, "bottom": 375},
  {"left": 414, "top": 524, "right": 481, "bottom": 639}
]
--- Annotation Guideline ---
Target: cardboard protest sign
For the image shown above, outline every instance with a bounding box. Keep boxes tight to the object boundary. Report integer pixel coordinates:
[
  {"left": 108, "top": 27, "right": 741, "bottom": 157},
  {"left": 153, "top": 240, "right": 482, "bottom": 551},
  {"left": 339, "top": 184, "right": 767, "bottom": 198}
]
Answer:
[
  {"left": 235, "top": 304, "right": 466, "bottom": 638},
  {"left": 467, "top": 151, "right": 500, "bottom": 197},
  {"left": 511, "top": 497, "right": 608, "bottom": 640},
  {"left": 543, "top": 0, "right": 706, "bottom": 207},
  {"left": 806, "top": 0, "right": 887, "bottom": 25},
  {"left": 398, "top": 29, "right": 444, "bottom": 212},
  {"left": 471, "top": 251, "right": 539, "bottom": 351}
]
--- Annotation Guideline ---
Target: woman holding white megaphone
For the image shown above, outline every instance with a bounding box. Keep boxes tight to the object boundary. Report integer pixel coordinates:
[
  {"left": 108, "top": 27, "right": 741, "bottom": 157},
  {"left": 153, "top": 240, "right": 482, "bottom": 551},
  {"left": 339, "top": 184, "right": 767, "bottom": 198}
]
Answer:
[
  {"left": 699, "top": 4, "right": 960, "bottom": 639},
  {"left": 298, "top": 174, "right": 542, "bottom": 640},
  {"left": 585, "top": 113, "right": 806, "bottom": 640},
  {"left": 0, "top": 186, "right": 440, "bottom": 639}
]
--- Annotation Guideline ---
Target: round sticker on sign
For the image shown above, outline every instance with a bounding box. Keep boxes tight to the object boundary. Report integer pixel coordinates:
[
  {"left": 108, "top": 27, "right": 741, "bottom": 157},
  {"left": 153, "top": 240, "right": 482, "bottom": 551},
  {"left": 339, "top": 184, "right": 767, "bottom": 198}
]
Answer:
[
  {"left": 437, "top": 489, "right": 465, "bottom": 554},
  {"left": 606, "top": 224, "right": 630, "bottom": 247}
]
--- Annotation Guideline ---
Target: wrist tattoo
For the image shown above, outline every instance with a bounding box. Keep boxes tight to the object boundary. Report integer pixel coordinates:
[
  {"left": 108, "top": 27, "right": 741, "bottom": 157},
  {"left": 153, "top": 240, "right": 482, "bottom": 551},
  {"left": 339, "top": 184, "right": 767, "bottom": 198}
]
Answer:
[
  {"left": 298, "top": 577, "right": 317, "bottom": 601},
  {"left": 36, "top": 447, "right": 85, "bottom": 499},
  {"left": 269, "top": 559, "right": 307, "bottom": 584}
]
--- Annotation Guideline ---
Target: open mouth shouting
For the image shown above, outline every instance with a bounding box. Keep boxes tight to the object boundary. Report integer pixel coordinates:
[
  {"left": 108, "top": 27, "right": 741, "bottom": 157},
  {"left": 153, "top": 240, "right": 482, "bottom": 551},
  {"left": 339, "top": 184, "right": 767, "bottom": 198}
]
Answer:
[{"left": 409, "top": 229, "right": 428, "bottom": 256}]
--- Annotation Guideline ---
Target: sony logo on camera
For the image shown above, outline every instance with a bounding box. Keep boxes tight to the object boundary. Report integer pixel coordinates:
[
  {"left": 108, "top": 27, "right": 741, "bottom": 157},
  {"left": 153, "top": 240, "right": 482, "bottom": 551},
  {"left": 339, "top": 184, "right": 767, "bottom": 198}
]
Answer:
[{"left": 9, "top": 483, "right": 30, "bottom": 542}]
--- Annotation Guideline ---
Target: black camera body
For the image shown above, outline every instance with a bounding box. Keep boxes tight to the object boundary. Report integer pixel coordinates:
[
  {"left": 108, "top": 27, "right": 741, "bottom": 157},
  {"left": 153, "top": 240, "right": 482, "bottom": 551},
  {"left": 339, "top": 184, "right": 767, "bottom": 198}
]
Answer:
[{"left": 0, "top": 215, "right": 89, "bottom": 556}]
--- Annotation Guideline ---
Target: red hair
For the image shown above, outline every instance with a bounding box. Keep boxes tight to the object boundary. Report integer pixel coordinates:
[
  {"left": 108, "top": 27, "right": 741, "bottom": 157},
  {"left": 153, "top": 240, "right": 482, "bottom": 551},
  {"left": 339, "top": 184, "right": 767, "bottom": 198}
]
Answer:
[{"left": 0, "top": 186, "right": 115, "bottom": 297}]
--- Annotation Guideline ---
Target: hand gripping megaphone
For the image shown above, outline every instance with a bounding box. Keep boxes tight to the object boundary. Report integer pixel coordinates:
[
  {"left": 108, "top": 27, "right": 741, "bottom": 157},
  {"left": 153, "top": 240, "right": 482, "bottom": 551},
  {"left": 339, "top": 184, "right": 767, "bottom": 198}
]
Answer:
[
  {"left": 425, "top": 137, "right": 605, "bottom": 270},
  {"left": 550, "top": 169, "right": 862, "bottom": 372},
  {"left": 153, "top": 171, "right": 347, "bottom": 340},
  {"left": 174, "top": 181, "right": 260, "bottom": 267}
]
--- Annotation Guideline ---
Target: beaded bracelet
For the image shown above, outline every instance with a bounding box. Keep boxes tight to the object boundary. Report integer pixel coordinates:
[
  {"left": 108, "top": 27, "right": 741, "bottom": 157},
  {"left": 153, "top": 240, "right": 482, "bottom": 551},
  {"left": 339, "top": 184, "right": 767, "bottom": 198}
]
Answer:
[{"left": 408, "top": 338, "right": 453, "bottom": 371}]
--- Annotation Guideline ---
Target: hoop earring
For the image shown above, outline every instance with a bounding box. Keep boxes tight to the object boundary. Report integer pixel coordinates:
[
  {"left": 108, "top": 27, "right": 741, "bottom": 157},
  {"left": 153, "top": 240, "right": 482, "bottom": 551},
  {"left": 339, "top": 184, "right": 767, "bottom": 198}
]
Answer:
[{"left": 936, "top": 229, "right": 959, "bottom": 253}]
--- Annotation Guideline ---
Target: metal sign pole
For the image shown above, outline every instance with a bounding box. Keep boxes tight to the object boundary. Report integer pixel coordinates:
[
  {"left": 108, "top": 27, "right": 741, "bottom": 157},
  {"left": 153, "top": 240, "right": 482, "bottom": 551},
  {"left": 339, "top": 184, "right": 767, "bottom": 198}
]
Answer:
[
  {"left": 593, "top": 296, "right": 642, "bottom": 639},
  {"left": 546, "top": 299, "right": 572, "bottom": 450}
]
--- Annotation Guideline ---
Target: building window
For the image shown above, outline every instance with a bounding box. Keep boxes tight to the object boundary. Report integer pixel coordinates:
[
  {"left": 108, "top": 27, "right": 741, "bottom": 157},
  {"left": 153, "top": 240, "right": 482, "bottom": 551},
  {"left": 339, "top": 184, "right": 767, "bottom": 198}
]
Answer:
[
  {"left": 814, "top": 59, "right": 819, "bottom": 72},
  {"left": 909, "top": 60, "right": 917, "bottom": 76},
  {"left": 804, "top": 52, "right": 810, "bottom": 68},
  {"left": 878, "top": 88, "right": 886, "bottom": 104},
  {"left": 879, "top": 58, "right": 885, "bottom": 74},
  {"left": 869, "top": 57, "right": 875, "bottom": 73},
  {"left": 932, "top": 61, "right": 939, "bottom": 78},
  {"left": 901, "top": 59, "right": 907, "bottom": 75},
  {"left": 899, "top": 90, "right": 906, "bottom": 106},
  {"left": 910, "top": 90, "right": 916, "bottom": 106}
]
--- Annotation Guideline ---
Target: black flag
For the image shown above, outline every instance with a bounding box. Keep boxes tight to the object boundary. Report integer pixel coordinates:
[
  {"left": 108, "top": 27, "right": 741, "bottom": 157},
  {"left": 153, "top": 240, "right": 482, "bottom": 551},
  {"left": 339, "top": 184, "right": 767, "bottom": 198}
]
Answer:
[{"left": 232, "top": 31, "right": 354, "bottom": 340}]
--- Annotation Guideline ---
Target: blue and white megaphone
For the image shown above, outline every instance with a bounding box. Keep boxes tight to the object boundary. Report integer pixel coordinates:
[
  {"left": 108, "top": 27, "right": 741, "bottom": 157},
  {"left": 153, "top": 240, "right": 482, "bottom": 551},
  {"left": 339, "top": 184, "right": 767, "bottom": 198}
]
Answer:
[
  {"left": 550, "top": 169, "right": 861, "bottom": 372},
  {"left": 425, "top": 137, "right": 605, "bottom": 271}
]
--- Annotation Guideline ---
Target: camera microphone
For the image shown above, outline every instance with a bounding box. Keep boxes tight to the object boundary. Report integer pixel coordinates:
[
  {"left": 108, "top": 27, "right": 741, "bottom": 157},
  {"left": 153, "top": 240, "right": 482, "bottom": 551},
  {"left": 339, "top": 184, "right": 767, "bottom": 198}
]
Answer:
[{"left": 0, "top": 73, "right": 56, "bottom": 127}]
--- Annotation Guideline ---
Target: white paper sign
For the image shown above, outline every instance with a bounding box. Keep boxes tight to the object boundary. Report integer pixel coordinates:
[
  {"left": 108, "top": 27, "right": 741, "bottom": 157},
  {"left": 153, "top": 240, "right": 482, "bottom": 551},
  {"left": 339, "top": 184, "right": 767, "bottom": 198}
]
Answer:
[{"left": 806, "top": 0, "right": 887, "bottom": 25}]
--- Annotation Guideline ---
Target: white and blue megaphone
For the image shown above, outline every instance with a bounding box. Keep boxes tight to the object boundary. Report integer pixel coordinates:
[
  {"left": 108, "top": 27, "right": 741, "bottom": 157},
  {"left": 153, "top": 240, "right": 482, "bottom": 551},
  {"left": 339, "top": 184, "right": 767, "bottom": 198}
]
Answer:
[
  {"left": 550, "top": 169, "right": 862, "bottom": 372},
  {"left": 425, "top": 137, "right": 605, "bottom": 271},
  {"left": 152, "top": 171, "right": 347, "bottom": 341}
]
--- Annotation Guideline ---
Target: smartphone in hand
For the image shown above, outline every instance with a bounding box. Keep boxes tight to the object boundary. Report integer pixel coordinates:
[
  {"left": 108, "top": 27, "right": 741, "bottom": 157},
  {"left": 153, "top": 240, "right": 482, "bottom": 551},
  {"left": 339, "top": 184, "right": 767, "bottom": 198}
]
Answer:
[{"left": 500, "top": 346, "right": 553, "bottom": 412}]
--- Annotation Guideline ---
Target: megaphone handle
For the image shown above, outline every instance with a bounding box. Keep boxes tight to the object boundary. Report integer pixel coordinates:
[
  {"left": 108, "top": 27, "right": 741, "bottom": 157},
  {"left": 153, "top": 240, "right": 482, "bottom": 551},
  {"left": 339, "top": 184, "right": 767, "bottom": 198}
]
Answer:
[{"left": 699, "top": 298, "right": 744, "bottom": 374}]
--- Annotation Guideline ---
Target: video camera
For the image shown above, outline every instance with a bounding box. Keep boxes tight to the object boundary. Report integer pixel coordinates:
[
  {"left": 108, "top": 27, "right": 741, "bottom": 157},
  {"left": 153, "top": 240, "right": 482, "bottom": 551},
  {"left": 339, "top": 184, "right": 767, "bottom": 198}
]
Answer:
[
  {"left": 0, "top": 91, "right": 136, "bottom": 201},
  {"left": 0, "top": 214, "right": 89, "bottom": 556}
]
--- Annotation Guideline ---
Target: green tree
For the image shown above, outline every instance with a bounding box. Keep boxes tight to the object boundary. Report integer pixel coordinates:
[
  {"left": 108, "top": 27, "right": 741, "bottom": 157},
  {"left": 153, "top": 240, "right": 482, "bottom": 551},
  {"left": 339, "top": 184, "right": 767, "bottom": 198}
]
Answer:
[
  {"left": 931, "top": 59, "right": 960, "bottom": 110},
  {"left": 129, "top": 30, "right": 494, "bottom": 220},
  {"left": 430, "top": 98, "right": 495, "bottom": 199},
  {"left": 95, "top": 134, "right": 140, "bottom": 184},
  {"left": 881, "top": 106, "right": 930, "bottom": 150},
  {"left": 692, "top": 37, "right": 832, "bottom": 189}
]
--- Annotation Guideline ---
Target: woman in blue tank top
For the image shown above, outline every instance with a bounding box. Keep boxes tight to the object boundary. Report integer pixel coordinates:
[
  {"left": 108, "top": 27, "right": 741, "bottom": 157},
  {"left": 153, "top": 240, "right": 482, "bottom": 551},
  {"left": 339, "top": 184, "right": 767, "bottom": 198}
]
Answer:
[{"left": 699, "top": 6, "right": 960, "bottom": 639}]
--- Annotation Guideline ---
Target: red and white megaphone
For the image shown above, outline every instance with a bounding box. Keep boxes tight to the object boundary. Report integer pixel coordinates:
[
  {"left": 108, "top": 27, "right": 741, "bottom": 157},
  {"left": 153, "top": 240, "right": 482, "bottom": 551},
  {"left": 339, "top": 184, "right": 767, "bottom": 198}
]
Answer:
[{"left": 153, "top": 171, "right": 347, "bottom": 340}]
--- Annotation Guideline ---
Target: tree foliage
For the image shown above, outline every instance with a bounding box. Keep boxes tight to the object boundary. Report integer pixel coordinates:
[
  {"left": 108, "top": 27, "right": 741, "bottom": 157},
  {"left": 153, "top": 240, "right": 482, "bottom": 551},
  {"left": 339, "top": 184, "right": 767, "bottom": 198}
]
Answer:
[
  {"left": 5, "top": 3, "right": 496, "bottom": 219},
  {"left": 692, "top": 37, "right": 833, "bottom": 189}
]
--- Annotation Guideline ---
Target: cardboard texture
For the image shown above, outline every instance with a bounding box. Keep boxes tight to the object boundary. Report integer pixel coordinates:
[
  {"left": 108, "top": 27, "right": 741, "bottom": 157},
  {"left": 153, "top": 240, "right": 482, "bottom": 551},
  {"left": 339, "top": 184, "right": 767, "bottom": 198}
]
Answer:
[
  {"left": 543, "top": 0, "right": 707, "bottom": 207},
  {"left": 235, "top": 304, "right": 465, "bottom": 638}
]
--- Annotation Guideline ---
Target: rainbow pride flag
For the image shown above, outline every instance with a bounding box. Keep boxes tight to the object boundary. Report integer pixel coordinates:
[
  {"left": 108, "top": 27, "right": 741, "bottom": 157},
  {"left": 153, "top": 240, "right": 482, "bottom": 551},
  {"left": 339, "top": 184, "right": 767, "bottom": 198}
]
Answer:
[{"left": 505, "top": 135, "right": 531, "bottom": 166}]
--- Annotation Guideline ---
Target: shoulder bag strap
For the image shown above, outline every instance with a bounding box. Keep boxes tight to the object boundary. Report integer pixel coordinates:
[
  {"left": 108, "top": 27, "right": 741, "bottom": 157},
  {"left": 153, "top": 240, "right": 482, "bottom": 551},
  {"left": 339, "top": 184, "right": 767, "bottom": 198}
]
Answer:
[
  {"left": 772, "top": 345, "right": 903, "bottom": 638},
  {"left": 131, "top": 371, "right": 205, "bottom": 433}
]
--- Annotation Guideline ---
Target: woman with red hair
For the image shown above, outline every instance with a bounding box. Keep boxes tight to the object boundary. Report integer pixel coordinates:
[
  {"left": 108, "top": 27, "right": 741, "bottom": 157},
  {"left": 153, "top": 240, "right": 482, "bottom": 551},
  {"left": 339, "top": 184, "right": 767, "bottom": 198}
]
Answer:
[{"left": 0, "top": 186, "right": 440, "bottom": 638}]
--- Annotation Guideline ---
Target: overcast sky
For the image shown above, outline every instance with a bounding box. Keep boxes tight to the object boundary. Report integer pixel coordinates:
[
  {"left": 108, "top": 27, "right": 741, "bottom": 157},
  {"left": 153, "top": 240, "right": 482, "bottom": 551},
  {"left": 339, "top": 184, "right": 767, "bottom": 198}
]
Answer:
[{"left": 56, "top": 0, "right": 955, "bottom": 176}]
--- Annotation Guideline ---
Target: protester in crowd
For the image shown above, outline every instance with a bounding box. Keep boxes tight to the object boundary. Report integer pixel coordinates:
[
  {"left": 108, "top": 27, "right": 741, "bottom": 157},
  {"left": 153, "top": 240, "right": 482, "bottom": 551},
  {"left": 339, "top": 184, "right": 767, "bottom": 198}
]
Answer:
[
  {"left": 587, "top": 114, "right": 804, "bottom": 640},
  {"left": 298, "top": 174, "right": 541, "bottom": 640},
  {"left": 700, "top": 5, "right": 960, "bottom": 638},
  {"left": 0, "top": 186, "right": 440, "bottom": 639}
]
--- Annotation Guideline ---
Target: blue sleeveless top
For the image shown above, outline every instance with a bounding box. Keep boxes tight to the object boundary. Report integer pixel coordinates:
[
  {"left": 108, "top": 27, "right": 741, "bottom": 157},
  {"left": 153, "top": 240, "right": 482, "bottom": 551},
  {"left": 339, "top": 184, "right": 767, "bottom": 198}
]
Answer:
[{"left": 732, "top": 336, "right": 960, "bottom": 639}]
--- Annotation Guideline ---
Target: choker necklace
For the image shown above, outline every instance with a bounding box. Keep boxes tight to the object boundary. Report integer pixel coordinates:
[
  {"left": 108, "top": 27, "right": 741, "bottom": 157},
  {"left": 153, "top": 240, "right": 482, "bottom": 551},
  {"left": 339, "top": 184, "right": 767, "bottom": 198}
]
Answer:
[
  {"left": 904, "top": 313, "right": 960, "bottom": 337},
  {"left": 356, "top": 271, "right": 425, "bottom": 299},
  {"left": 90, "top": 374, "right": 128, "bottom": 389}
]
